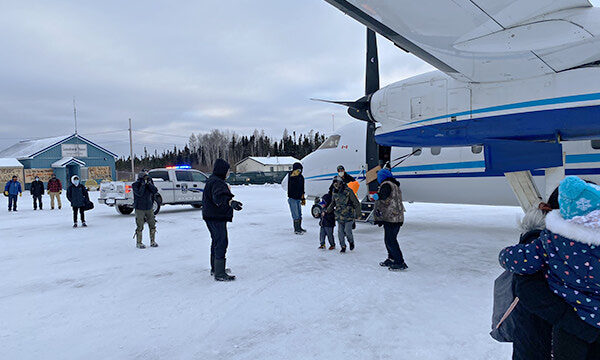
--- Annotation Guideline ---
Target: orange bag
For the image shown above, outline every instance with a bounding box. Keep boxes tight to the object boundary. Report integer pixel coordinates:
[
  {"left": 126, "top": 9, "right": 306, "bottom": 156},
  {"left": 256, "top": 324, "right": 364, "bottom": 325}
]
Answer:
[{"left": 347, "top": 181, "right": 359, "bottom": 195}]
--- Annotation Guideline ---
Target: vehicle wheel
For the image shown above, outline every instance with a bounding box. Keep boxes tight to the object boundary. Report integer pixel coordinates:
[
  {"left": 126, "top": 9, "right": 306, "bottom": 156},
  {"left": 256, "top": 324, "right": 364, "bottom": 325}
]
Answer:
[
  {"left": 153, "top": 195, "right": 162, "bottom": 215},
  {"left": 311, "top": 204, "right": 322, "bottom": 219},
  {"left": 191, "top": 203, "right": 202, "bottom": 209},
  {"left": 116, "top": 205, "right": 134, "bottom": 215}
]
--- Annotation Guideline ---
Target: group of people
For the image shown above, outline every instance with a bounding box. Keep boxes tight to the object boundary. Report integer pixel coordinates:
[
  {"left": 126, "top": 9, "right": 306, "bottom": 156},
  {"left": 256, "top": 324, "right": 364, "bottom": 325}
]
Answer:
[
  {"left": 3, "top": 173, "right": 92, "bottom": 227},
  {"left": 498, "top": 176, "right": 600, "bottom": 359},
  {"left": 286, "top": 162, "right": 408, "bottom": 270}
]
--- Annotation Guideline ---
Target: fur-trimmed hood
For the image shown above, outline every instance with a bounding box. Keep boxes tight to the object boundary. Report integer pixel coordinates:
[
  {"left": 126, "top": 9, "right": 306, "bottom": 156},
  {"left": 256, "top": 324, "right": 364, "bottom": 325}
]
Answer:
[{"left": 546, "top": 209, "right": 600, "bottom": 246}]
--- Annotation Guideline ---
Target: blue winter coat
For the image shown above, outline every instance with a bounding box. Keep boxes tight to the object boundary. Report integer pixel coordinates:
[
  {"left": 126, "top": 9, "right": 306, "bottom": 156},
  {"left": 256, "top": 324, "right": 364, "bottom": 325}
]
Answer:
[
  {"left": 4, "top": 180, "right": 22, "bottom": 195},
  {"left": 499, "top": 210, "right": 600, "bottom": 329}
]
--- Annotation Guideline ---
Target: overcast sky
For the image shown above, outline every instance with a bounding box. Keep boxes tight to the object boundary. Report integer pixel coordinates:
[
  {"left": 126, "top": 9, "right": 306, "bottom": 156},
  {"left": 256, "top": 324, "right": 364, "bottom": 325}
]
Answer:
[{"left": 1, "top": 1, "right": 598, "bottom": 157}]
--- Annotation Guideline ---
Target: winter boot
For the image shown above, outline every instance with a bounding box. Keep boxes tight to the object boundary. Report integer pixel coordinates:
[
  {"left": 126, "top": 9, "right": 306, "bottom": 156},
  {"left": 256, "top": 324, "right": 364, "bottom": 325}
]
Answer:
[
  {"left": 73, "top": 223, "right": 77, "bottom": 228},
  {"left": 136, "top": 231, "right": 145, "bottom": 249},
  {"left": 328, "top": 245, "right": 335, "bottom": 250},
  {"left": 298, "top": 219, "right": 307, "bottom": 233},
  {"left": 340, "top": 246, "right": 346, "bottom": 253},
  {"left": 150, "top": 229, "right": 158, "bottom": 247},
  {"left": 214, "top": 259, "right": 235, "bottom": 281},
  {"left": 389, "top": 262, "right": 408, "bottom": 271},
  {"left": 294, "top": 220, "right": 303, "bottom": 235},
  {"left": 349, "top": 242, "right": 355, "bottom": 251},
  {"left": 379, "top": 259, "right": 393, "bottom": 267},
  {"left": 318, "top": 244, "right": 326, "bottom": 249},
  {"left": 82, "top": 222, "right": 87, "bottom": 227}
]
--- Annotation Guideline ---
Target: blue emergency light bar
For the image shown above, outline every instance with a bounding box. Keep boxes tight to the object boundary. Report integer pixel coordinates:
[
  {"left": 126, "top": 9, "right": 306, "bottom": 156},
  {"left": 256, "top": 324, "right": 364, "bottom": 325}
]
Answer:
[{"left": 166, "top": 165, "right": 192, "bottom": 169}]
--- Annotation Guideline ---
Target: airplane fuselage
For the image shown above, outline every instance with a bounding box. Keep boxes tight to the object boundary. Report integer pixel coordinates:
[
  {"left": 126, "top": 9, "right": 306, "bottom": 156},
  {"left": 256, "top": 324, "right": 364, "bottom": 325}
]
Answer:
[{"left": 371, "top": 67, "right": 600, "bottom": 147}]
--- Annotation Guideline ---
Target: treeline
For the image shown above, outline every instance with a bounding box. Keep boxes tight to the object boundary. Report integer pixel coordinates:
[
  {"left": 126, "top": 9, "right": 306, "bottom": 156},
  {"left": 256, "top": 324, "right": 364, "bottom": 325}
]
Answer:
[{"left": 116, "top": 129, "right": 327, "bottom": 173}]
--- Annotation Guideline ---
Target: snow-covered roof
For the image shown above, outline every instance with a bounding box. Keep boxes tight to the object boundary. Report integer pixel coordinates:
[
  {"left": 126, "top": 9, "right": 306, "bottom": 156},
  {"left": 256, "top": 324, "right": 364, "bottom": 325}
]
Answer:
[
  {"left": 51, "top": 157, "right": 86, "bottom": 168},
  {"left": 0, "top": 134, "right": 118, "bottom": 159},
  {"left": 242, "top": 156, "right": 299, "bottom": 166},
  {"left": 0, "top": 158, "right": 23, "bottom": 168}
]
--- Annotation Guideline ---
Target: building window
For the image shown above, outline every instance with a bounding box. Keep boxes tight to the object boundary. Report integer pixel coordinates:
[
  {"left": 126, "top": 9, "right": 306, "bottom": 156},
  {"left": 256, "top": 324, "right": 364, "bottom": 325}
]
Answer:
[
  {"left": 431, "top": 147, "right": 441, "bottom": 156},
  {"left": 412, "top": 147, "right": 422, "bottom": 156},
  {"left": 471, "top": 145, "right": 483, "bottom": 154},
  {"left": 270, "top": 166, "right": 274, "bottom": 172},
  {"left": 592, "top": 140, "right": 600, "bottom": 150}
]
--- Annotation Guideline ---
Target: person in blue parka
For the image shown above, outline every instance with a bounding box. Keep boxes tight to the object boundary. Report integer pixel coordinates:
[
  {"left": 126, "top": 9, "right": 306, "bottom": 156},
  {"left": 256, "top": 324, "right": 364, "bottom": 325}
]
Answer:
[
  {"left": 499, "top": 176, "right": 600, "bottom": 359},
  {"left": 4, "top": 175, "right": 22, "bottom": 211}
]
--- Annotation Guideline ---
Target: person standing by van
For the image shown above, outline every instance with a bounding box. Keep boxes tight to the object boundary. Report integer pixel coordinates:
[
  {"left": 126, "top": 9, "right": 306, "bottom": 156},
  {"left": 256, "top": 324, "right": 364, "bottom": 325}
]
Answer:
[{"left": 132, "top": 172, "right": 159, "bottom": 249}]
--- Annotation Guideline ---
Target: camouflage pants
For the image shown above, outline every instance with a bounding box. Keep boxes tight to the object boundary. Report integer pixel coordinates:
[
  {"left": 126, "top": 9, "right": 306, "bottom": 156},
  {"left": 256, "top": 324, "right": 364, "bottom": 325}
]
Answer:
[{"left": 135, "top": 209, "right": 156, "bottom": 244}]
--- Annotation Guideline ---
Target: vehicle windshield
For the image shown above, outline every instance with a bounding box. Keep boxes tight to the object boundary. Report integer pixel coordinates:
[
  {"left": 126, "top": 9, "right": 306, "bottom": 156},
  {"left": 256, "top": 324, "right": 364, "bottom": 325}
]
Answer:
[{"left": 317, "top": 135, "right": 340, "bottom": 150}]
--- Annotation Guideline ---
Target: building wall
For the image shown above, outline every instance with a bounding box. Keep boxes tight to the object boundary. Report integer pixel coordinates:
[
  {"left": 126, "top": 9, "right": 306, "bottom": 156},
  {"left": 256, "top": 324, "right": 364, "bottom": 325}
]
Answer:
[
  {"left": 236, "top": 159, "right": 294, "bottom": 173},
  {"left": 20, "top": 137, "right": 116, "bottom": 189}
]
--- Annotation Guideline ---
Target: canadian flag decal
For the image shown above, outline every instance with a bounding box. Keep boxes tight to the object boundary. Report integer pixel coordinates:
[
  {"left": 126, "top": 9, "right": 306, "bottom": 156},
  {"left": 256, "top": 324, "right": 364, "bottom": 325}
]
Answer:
[{"left": 341, "top": 145, "right": 349, "bottom": 149}]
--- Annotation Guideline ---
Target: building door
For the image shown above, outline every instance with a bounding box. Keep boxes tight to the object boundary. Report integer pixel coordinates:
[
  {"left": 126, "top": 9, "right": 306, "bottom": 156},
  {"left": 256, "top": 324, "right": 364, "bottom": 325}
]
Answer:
[{"left": 66, "top": 164, "right": 80, "bottom": 184}]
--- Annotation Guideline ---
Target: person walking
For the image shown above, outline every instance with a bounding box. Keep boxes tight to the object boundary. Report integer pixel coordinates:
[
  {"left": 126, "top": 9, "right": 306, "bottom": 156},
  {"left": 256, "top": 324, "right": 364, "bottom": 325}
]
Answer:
[
  {"left": 66, "top": 175, "right": 89, "bottom": 228},
  {"left": 288, "top": 162, "right": 306, "bottom": 235},
  {"left": 317, "top": 192, "right": 336, "bottom": 250},
  {"left": 132, "top": 172, "right": 158, "bottom": 249},
  {"left": 4, "top": 175, "right": 22, "bottom": 212},
  {"left": 47, "top": 174, "right": 62, "bottom": 210},
  {"left": 30, "top": 176, "right": 45, "bottom": 210},
  {"left": 372, "top": 168, "right": 408, "bottom": 271},
  {"left": 202, "top": 159, "right": 243, "bottom": 282},
  {"left": 327, "top": 176, "right": 361, "bottom": 253}
]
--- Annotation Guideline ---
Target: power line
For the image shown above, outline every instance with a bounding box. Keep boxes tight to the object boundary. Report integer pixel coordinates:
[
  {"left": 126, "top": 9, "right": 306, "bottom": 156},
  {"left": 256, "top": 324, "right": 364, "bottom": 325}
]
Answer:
[{"left": 133, "top": 130, "right": 189, "bottom": 139}]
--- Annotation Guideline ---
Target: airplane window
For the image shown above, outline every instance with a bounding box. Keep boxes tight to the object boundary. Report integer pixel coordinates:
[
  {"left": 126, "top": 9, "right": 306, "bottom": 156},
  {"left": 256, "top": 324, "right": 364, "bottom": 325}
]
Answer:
[
  {"left": 412, "top": 147, "right": 422, "bottom": 156},
  {"left": 431, "top": 147, "right": 441, "bottom": 156},
  {"left": 318, "top": 135, "right": 340, "bottom": 150},
  {"left": 471, "top": 145, "right": 483, "bottom": 154},
  {"left": 592, "top": 140, "right": 600, "bottom": 150}
]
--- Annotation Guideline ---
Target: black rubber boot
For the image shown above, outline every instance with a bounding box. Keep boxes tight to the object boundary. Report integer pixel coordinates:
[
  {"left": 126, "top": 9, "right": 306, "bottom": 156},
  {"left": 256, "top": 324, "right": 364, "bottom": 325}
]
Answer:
[
  {"left": 298, "top": 218, "right": 307, "bottom": 233},
  {"left": 294, "top": 220, "right": 303, "bottom": 235},
  {"left": 214, "top": 259, "right": 235, "bottom": 281}
]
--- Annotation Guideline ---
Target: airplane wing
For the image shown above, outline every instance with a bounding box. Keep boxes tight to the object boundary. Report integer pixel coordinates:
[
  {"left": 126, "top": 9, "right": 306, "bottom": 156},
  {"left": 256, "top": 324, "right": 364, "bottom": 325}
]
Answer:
[{"left": 324, "top": 0, "right": 600, "bottom": 82}]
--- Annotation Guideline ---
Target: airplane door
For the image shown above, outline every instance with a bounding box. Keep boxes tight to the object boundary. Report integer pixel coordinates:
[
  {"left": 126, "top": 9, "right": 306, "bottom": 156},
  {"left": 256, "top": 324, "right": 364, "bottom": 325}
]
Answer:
[{"left": 174, "top": 171, "right": 193, "bottom": 202}]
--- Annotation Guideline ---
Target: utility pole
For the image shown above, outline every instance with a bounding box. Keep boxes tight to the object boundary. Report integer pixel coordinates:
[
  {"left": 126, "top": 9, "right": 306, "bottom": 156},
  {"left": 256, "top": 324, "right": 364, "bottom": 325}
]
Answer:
[
  {"left": 129, "top": 118, "right": 135, "bottom": 176},
  {"left": 73, "top": 96, "right": 78, "bottom": 134}
]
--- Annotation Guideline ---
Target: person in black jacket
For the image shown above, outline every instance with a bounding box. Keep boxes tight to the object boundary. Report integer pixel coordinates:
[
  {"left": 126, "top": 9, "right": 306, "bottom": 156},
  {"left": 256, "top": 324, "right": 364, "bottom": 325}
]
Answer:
[
  {"left": 30, "top": 176, "right": 45, "bottom": 210},
  {"left": 202, "top": 159, "right": 243, "bottom": 281},
  {"left": 318, "top": 192, "right": 336, "bottom": 250},
  {"left": 288, "top": 162, "right": 306, "bottom": 234},
  {"left": 66, "top": 175, "right": 89, "bottom": 228},
  {"left": 132, "top": 172, "right": 159, "bottom": 249}
]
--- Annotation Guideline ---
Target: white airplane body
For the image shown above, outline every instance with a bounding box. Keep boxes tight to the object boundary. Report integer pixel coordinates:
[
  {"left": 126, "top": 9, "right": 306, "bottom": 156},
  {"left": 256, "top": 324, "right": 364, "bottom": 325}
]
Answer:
[
  {"left": 301, "top": 122, "right": 600, "bottom": 206},
  {"left": 307, "top": 0, "right": 600, "bottom": 210}
]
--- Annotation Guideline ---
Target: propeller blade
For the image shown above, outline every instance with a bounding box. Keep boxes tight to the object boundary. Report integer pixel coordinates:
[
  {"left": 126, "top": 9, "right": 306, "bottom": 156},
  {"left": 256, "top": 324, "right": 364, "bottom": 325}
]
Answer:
[{"left": 365, "top": 28, "right": 380, "bottom": 95}]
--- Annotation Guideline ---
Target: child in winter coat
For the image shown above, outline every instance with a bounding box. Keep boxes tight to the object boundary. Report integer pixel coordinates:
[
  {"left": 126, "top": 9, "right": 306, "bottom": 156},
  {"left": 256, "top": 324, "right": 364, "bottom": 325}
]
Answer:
[
  {"left": 318, "top": 192, "right": 336, "bottom": 250},
  {"left": 499, "top": 176, "right": 600, "bottom": 359}
]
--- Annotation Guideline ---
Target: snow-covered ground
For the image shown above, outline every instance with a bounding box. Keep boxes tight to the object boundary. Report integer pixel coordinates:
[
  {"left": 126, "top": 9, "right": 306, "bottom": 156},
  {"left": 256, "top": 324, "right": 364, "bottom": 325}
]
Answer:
[{"left": 0, "top": 185, "right": 520, "bottom": 359}]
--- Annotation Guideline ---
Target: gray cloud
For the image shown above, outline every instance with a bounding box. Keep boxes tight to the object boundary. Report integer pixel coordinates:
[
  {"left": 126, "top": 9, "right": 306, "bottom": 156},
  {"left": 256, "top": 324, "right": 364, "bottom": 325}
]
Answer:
[{"left": 0, "top": 0, "right": 475, "bottom": 157}]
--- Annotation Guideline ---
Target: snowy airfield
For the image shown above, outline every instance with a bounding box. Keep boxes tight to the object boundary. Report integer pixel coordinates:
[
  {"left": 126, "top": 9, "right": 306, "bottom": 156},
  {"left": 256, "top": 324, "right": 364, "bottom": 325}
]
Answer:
[{"left": 0, "top": 185, "right": 521, "bottom": 359}]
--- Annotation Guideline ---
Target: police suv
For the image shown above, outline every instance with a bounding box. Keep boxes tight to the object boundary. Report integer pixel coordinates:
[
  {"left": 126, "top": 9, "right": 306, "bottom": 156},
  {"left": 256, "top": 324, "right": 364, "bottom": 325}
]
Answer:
[{"left": 98, "top": 166, "right": 208, "bottom": 215}]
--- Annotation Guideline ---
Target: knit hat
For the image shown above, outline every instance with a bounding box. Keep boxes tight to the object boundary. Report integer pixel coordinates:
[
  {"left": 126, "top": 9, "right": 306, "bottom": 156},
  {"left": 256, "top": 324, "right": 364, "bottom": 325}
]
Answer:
[
  {"left": 337, "top": 165, "right": 345, "bottom": 172},
  {"left": 377, "top": 168, "right": 393, "bottom": 184},
  {"left": 558, "top": 176, "right": 600, "bottom": 220}
]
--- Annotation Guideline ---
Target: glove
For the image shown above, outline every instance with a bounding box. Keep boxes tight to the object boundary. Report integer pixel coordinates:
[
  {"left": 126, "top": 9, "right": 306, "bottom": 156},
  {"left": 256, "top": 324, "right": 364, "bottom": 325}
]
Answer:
[
  {"left": 47, "top": 190, "right": 50, "bottom": 194},
  {"left": 229, "top": 199, "right": 243, "bottom": 211},
  {"left": 3, "top": 191, "right": 7, "bottom": 197},
  {"left": 19, "top": 193, "right": 22, "bottom": 197},
  {"left": 59, "top": 190, "right": 62, "bottom": 195},
  {"left": 301, "top": 197, "right": 306, "bottom": 206},
  {"left": 370, "top": 193, "right": 379, "bottom": 201}
]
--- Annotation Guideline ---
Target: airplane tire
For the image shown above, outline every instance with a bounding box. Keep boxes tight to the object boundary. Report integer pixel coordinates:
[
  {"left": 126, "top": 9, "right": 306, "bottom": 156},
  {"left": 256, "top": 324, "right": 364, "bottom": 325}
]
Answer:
[
  {"left": 191, "top": 203, "right": 202, "bottom": 209},
  {"left": 311, "top": 204, "right": 322, "bottom": 219}
]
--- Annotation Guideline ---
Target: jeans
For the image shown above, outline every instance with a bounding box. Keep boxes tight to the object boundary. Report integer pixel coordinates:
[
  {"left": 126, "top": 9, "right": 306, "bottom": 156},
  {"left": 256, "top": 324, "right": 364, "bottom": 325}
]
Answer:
[
  {"left": 205, "top": 220, "right": 229, "bottom": 261},
  {"left": 337, "top": 221, "right": 354, "bottom": 248},
  {"left": 383, "top": 222, "right": 404, "bottom": 264},
  {"left": 288, "top": 198, "right": 302, "bottom": 220},
  {"left": 320, "top": 226, "right": 335, "bottom": 246},
  {"left": 8, "top": 194, "right": 17, "bottom": 210}
]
